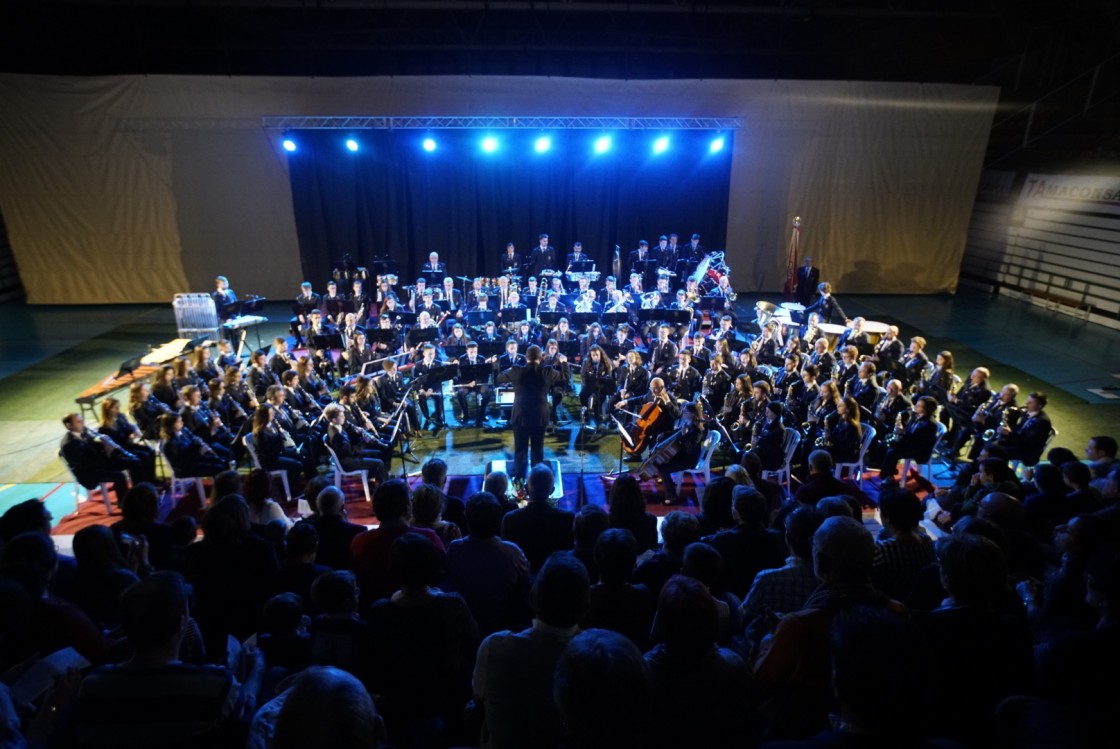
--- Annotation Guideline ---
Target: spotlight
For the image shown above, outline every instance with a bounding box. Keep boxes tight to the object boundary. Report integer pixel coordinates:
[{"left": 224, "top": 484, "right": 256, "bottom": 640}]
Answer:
[
  {"left": 534, "top": 136, "right": 552, "bottom": 153},
  {"left": 594, "top": 135, "right": 612, "bottom": 154},
  {"left": 422, "top": 137, "right": 437, "bottom": 152},
  {"left": 345, "top": 138, "right": 359, "bottom": 152},
  {"left": 281, "top": 138, "right": 296, "bottom": 153},
  {"left": 481, "top": 136, "right": 499, "bottom": 153},
  {"left": 652, "top": 135, "right": 670, "bottom": 155},
  {"left": 709, "top": 136, "right": 725, "bottom": 153}
]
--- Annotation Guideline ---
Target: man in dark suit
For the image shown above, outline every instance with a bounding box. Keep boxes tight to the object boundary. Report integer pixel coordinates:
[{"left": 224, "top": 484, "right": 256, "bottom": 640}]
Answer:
[
  {"left": 880, "top": 396, "right": 940, "bottom": 484},
  {"left": 497, "top": 344, "right": 564, "bottom": 482},
  {"left": 565, "top": 241, "right": 590, "bottom": 270},
  {"left": 422, "top": 252, "right": 447, "bottom": 276},
  {"left": 498, "top": 242, "right": 522, "bottom": 274},
  {"left": 990, "top": 392, "right": 1053, "bottom": 467},
  {"left": 527, "top": 234, "right": 557, "bottom": 279},
  {"left": 498, "top": 463, "right": 574, "bottom": 572},
  {"left": 628, "top": 240, "right": 657, "bottom": 289},
  {"left": 795, "top": 256, "right": 820, "bottom": 307},
  {"left": 59, "top": 413, "right": 136, "bottom": 502}
]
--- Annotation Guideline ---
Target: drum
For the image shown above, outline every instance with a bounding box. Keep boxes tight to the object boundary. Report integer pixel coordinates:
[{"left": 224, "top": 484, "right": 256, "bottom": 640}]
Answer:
[
  {"left": 861, "top": 320, "right": 891, "bottom": 345},
  {"left": 818, "top": 323, "right": 848, "bottom": 351}
]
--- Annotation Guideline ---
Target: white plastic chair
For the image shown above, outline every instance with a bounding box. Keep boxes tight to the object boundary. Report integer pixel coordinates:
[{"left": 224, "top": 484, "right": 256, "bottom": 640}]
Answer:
[
  {"left": 159, "top": 441, "right": 208, "bottom": 507},
  {"left": 762, "top": 429, "right": 801, "bottom": 488},
  {"left": 900, "top": 421, "right": 948, "bottom": 484},
  {"left": 672, "top": 430, "right": 721, "bottom": 496},
  {"left": 61, "top": 461, "right": 120, "bottom": 515},
  {"left": 834, "top": 425, "right": 877, "bottom": 489},
  {"left": 324, "top": 443, "right": 372, "bottom": 503},
  {"left": 243, "top": 434, "right": 292, "bottom": 501}
]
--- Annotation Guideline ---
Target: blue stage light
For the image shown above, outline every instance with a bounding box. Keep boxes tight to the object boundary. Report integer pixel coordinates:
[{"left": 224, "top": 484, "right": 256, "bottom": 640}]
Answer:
[
  {"left": 481, "top": 136, "right": 499, "bottom": 153},
  {"left": 709, "top": 136, "right": 725, "bottom": 153},
  {"left": 652, "top": 135, "right": 670, "bottom": 154},
  {"left": 281, "top": 138, "right": 296, "bottom": 152},
  {"left": 422, "top": 137, "right": 437, "bottom": 152},
  {"left": 345, "top": 138, "right": 359, "bottom": 152},
  {"left": 594, "top": 135, "right": 612, "bottom": 154},
  {"left": 534, "top": 136, "right": 552, "bottom": 153}
]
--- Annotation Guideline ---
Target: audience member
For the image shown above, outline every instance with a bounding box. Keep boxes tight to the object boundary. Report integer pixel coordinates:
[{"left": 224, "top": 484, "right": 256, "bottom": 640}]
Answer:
[
  {"left": 975, "top": 491, "right": 1047, "bottom": 582},
  {"left": 111, "top": 482, "right": 175, "bottom": 570},
  {"left": 791, "top": 450, "right": 865, "bottom": 511},
  {"left": 740, "top": 506, "right": 824, "bottom": 625},
  {"left": 871, "top": 488, "right": 935, "bottom": 600},
  {"left": 270, "top": 666, "right": 385, "bottom": 749},
  {"left": 635, "top": 510, "right": 701, "bottom": 600},
  {"left": 71, "top": 525, "right": 145, "bottom": 630},
  {"left": 708, "top": 485, "right": 787, "bottom": 599},
  {"left": 307, "top": 570, "right": 371, "bottom": 684},
  {"left": 305, "top": 486, "right": 364, "bottom": 570},
  {"left": 421, "top": 457, "right": 469, "bottom": 533},
  {"left": 696, "top": 476, "right": 737, "bottom": 536},
  {"left": 607, "top": 475, "right": 658, "bottom": 554},
  {"left": 583, "top": 528, "right": 655, "bottom": 649},
  {"left": 273, "top": 522, "right": 330, "bottom": 606},
  {"left": 412, "top": 482, "right": 463, "bottom": 547},
  {"left": 680, "top": 542, "right": 738, "bottom": 644},
  {"left": 568, "top": 503, "right": 609, "bottom": 583},
  {"left": 500, "top": 464, "right": 574, "bottom": 573}
]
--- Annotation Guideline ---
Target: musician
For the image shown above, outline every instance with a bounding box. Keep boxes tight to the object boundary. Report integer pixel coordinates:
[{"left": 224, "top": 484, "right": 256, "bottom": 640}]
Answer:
[
  {"left": 467, "top": 277, "right": 486, "bottom": 307},
  {"left": 215, "top": 339, "right": 241, "bottom": 371},
  {"left": 512, "top": 320, "right": 537, "bottom": 350},
  {"left": 787, "top": 364, "right": 821, "bottom": 424},
  {"left": 794, "top": 256, "right": 820, "bottom": 307},
  {"left": 149, "top": 365, "right": 180, "bottom": 411},
  {"left": 609, "top": 350, "right": 651, "bottom": 416},
  {"left": 866, "top": 325, "right": 904, "bottom": 383},
  {"left": 617, "top": 377, "right": 680, "bottom": 462},
  {"left": 443, "top": 322, "right": 472, "bottom": 352},
  {"left": 711, "top": 275, "right": 734, "bottom": 301},
  {"left": 321, "top": 280, "right": 347, "bottom": 325},
  {"left": 527, "top": 234, "right": 558, "bottom": 279},
  {"left": 900, "top": 336, "right": 931, "bottom": 389},
  {"left": 208, "top": 379, "right": 249, "bottom": 434},
  {"left": 549, "top": 276, "right": 567, "bottom": 296},
  {"left": 647, "top": 400, "right": 706, "bottom": 506},
  {"left": 265, "top": 384, "right": 310, "bottom": 440},
  {"left": 279, "top": 370, "right": 316, "bottom": 420},
  {"left": 629, "top": 239, "right": 654, "bottom": 271},
  {"left": 800, "top": 312, "right": 822, "bottom": 349},
  {"left": 416, "top": 289, "right": 443, "bottom": 320},
  {"left": 625, "top": 272, "right": 644, "bottom": 297},
  {"left": 476, "top": 320, "right": 501, "bottom": 345},
  {"left": 268, "top": 337, "right": 293, "bottom": 379},
  {"left": 566, "top": 242, "right": 590, "bottom": 270},
  {"left": 659, "top": 235, "right": 679, "bottom": 271},
  {"left": 302, "top": 309, "right": 337, "bottom": 350},
  {"left": 456, "top": 341, "right": 493, "bottom": 429},
  {"left": 720, "top": 374, "right": 752, "bottom": 434},
  {"left": 174, "top": 357, "right": 210, "bottom": 402},
  {"left": 222, "top": 366, "right": 258, "bottom": 416},
  {"left": 60, "top": 413, "right": 136, "bottom": 501},
  {"left": 499, "top": 242, "right": 522, "bottom": 275},
  {"left": 686, "top": 332, "right": 711, "bottom": 372},
  {"left": 598, "top": 276, "right": 618, "bottom": 306},
  {"left": 96, "top": 398, "right": 157, "bottom": 484},
  {"left": 250, "top": 404, "right": 304, "bottom": 488},
  {"left": 580, "top": 345, "right": 615, "bottom": 428},
  {"left": 496, "top": 338, "right": 526, "bottom": 375},
  {"left": 500, "top": 290, "right": 528, "bottom": 328},
  {"left": 338, "top": 313, "right": 365, "bottom": 351},
  {"left": 539, "top": 290, "right": 568, "bottom": 316},
  {"left": 880, "top": 396, "right": 940, "bottom": 485},
  {"left": 423, "top": 252, "right": 447, "bottom": 277},
  {"left": 372, "top": 314, "right": 403, "bottom": 358},
  {"left": 648, "top": 324, "right": 678, "bottom": 376},
  {"left": 524, "top": 276, "right": 541, "bottom": 305},
  {"left": 805, "top": 380, "right": 842, "bottom": 455},
  {"left": 290, "top": 282, "right": 322, "bottom": 346},
  {"left": 913, "top": 351, "right": 955, "bottom": 409},
  {"left": 873, "top": 379, "right": 911, "bottom": 435},
  {"left": 380, "top": 295, "right": 404, "bottom": 327},
  {"left": 407, "top": 310, "right": 442, "bottom": 355},
  {"left": 735, "top": 350, "right": 772, "bottom": 389},
  {"left": 709, "top": 315, "right": 742, "bottom": 347},
  {"left": 772, "top": 355, "right": 803, "bottom": 402},
  {"left": 742, "top": 380, "right": 773, "bottom": 440},
  {"left": 408, "top": 278, "right": 430, "bottom": 312},
  {"left": 655, "top": 276, "right": 672, "bottom": 299},
  {"left": 727, "top": 400, "right": 787, "bottom": 473},
  {"left": 849, "top": 362, "right": 881, "bottom": 413},
  {"left": 603, "top": 290, "right": 631, "bottom": 318},
  {"left": 945, "top": 367, "right": 993, "bottom": 457},
  {"left": 824, "top": 396, "right": 864, "bottom": 465},
  {"left": 377, "top": 359, "right": 422, "bottom": 437},
  {"left": 180, "top": 385, "right": 234, "bottom": 460},
  {"left": 324, "top": 403, "right": 387, "bottom": 488},
  {"left": 580, "top": 322, "right": 608, "bottom": 361},
  {"left": 160, "top": 412, "right": 229, "bottom": 479},
  {"left": 809, "top": 338, "right": 837, "bottom": 383},
  {"left": 609, "top": 324, "right": 635, "bottom": 366},
  {"left": 752, "top": 326, "right": 783, "bottom": 368},
  {"left": 804, "top": 282, "right": 848, "bottom": 325},
  {"left": 193, "top": 347, "right": 220, "bottom": 388},
  {"left": 212, "top": 275, "right": 238, "bottom": 317},
  {"left": 701, "top": 354, "right": 733, "bottom": 413},
  {"left": 344, "top": 330, "right": 376, "bottom": 377},
  {"left": 490, "top": 276, "right": 513, "bottom": 309},
  {"left": 350, "top": 279, "right": 372, "bottom": 326},
  {"left": 542, "top": 338, "right": 572, "bottom": 425},
  {"left": 497, "top": 343, "right": 565, "bottom": 481},
  {"left": 835, "top": 346, "right": 861, "bottom": 395},
  {"left": 553, "top": 317, "right": 576, "bottom": 345},
  {"left": 574, "top": 289, "right": 601, "bottom": 315},
  {"left": 413, "top": 343, "right": 446, "bottom": 432},
  {"left": 665, "top": 350, "right": 702, "bottom": 402},
  {"left": 439, "top": 277, "right": 463, "bottom": 312},
  {"left": 685, "top": 233, "right": 704, "bottom": 261},
  {"left": 987, "top": 391, "right": 1052, "bottom": 467},
  {"left": 351, "top": 375, "right": 383, "bottom": 422}
]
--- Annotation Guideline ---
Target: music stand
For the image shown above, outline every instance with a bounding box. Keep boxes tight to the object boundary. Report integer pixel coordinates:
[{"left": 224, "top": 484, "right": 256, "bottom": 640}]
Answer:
[
  {"left": 420, "top": 270, "right": 446, "bottom": 287},
  {"left": 465, "top": 309, "right": 498, "bottom": 327},
  {"left": 240, "top": 296, "right": 266, "bottom": 314},
  {"left": 371, "top": 257, "right": 399, "bottom": 277},
  {"left": 311, "top": 334, "right": 344, "bottom": 352},
  {"left": 609, "top": 415, "right": 636, "bottom": 476},
  {"left": 570, "top": 312, "right": 600, "bottom": 331},
  {"left": 568, "top": 260, "right": 595, "bottom": 273},
  {"left": 600, "top": 312, "right": 630, "bottom": 329},
  {"left": 325, "top": 298, "right": 355, "bottom": 322},
  {"left": 394, "top": 311, "right": 418, "bottom": 328},
  {"left": 537, "top": 311, "right": 563, "bottom": 327}
]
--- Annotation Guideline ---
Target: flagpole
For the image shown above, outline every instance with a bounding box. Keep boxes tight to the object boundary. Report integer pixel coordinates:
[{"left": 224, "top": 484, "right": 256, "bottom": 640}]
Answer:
[{"left": 783, "top": 216, "right": 801, "bottom": 302}]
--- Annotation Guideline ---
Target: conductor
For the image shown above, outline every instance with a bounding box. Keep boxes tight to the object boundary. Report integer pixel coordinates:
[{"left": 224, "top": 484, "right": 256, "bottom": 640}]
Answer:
[{"left": 497, "top": 344, "right": 564, "bottom": 482}]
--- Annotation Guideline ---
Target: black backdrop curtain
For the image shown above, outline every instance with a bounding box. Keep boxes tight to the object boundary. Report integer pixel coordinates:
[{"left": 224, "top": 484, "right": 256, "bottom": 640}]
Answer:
[{"left": 287, "top": 128, "right": 732, "bottom": 285}]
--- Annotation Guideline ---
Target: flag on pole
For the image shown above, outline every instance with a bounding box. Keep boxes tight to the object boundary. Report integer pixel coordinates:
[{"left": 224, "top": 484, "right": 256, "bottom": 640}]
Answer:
[{"left": 783, "top": 216, "right": 801, "bottom": 302}]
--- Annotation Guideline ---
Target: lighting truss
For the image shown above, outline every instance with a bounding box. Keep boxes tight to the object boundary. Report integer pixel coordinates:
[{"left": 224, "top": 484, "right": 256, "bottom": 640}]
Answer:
[{"left": 261, "top": 116, "right": 742, "bottom": 130}]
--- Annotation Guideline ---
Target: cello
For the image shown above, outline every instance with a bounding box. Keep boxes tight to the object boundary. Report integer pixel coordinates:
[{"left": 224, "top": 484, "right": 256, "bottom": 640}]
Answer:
[{"left": 624, "top": 399, "right": 663, "bottom": 458}]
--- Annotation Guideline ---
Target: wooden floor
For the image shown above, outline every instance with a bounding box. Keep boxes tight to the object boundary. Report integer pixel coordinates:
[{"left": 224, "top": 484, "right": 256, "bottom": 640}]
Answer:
[{"left": 0, "top": 288, "right": 1117, "bottom": 492}]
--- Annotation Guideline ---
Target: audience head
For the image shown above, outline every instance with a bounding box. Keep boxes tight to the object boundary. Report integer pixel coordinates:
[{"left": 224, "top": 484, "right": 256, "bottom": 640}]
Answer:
[
  {"left": 786, "top": 506, "right": 825, "bottom": 561},
  {"left": 656, "top": 575, "right": 718, "bottom": 658},
  {"left": 272, "top": 666, "right": 385, "bottom": 749},
  {"left": 285, "top": 522, "right": 319, "bottom": 561},
  {"left": 723, "top": 464, "right": 751, "bottom": 485},
  {"left": 421, "top": 457, "right": 449, "bottom": 488},
  {"left": 878, "top": 488, "right": 923, "bottom": 532},
  {"left": 527, "top": 463, "right": 556, "bottom": 502},
  {"left": 699, "top": 477, "right": 736, "bottom": 530},
  {"left": 1086, "top": 547, "right": 1120, "bottom": 617},
  {"left": 553, "top": 629, "right": 649, "bottom": 749},
  {"left": 1057, "top": 514, "right": 1116, "bottom": 558},
  {"left": 72, "top": 525, "right": 126, "bottom": 572},
  {"left": 660, "top": 511, "right": 702, "bottom": 556},
  {"left": 209, "top": 469, "right": 243, "bottom": 507},
  {"left": 1030, "top": 462, "right": 1067, "bottom": 496},
  {"left": 936, "top": 533, "right": 1008, "bottom": 607},
  {"left": 1046, "top": 446, "right": 1077, "bottom": 467},
  {"left": 120, "top": 571, "right": 188, "bottom": 652},
  {"left": 0, "top": 532, "right": 57, "bottom": 598},
  {"left": 594, "top": 529, "right": 639, "bottom": 586},
  {"left": 483, "top": 470, "right": 510, "bottom": 502},
  {"left": 952, "top": 515, "right": 1010, "bottom": 558},
  {"left": 410, "top": 483, "right": 446, "bottom": 527},
  {"left": 1087, "top": 436, "right": 1118, "bottom": 461},
  {"left": 976, "top": 491, "right": 1025, "bottom": 528},
  {"left": 572, "top": 504, "right": 610, "bottom": 550},
  {"left": 808, "top": 449, "right": 834, "bottom": 477},
  {"left": 201, "top": 495, "right": 251, "bottom": 545},
  {"left": 389, "top": 532, "right": 444, "bottom": 590},
  {"left": 311, "top": 570, "right": 359, "bottom": 615},
  {"left": 372, "top": 479, "right": 411, "bottom": 523},
  {"left": 532, "top": 552, "right": 591, "bottom": 628},
  {"left": 680, "top": 542, "right": 722, "bottom": 589},
  {"left": 120, "top": 483, "right": 160, "bottom": 526},
  {"left": 813, "top": 516, "right": 874, "bottom": 584},
  {"left": 0, "top": 499, "right": 52, "bottom": 542},
  {"left": 316, "top": 486, "right": 346, "bottom": 517},
  {"left": 816, "top": 496, "right": 855, "bottom": 519},
  {"left": 302, "top": 475, "right": 331, "bottom": 517},
  {"left": 608, "top": 475, "right": 646, "bottom": 521},
  {"left": 242, "top": 468, "right": 272, "bottom": 509},
  {"left": 262, "top": 592, "right": 305, "bottom": 636},
  {"left": 465, "top": 492, "right": 503, "bottom": 539},
  {"left": 1061, "top": 461, "right": 1092, "bottom": 490},
  {"left": 731, "top": 485, "right": 768, "bottom": 528}
]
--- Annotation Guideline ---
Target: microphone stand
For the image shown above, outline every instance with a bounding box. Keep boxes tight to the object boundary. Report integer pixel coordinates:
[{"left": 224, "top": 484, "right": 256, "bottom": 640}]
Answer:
[{"left": 388, "top": 376, "right": 423, "bottom": 478}]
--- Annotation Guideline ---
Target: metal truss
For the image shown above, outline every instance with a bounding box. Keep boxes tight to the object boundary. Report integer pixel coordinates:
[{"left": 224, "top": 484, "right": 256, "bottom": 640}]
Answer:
[{"left": 261, "top": 116, "right": 742, "bottom": 130}]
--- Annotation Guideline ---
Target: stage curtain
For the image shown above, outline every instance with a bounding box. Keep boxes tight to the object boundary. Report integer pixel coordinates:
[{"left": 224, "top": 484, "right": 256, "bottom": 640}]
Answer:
[{"left": 286, "top": 129, "right": 731, "bottom": 284}]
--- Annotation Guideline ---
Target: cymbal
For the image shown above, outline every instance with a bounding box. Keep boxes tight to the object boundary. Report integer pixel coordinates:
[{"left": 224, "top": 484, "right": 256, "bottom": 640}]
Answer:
[
  {"left": 780, "top": 302, "right": 805, "bottom": 311},
  {"left": 455, "top": 275, "right": 472, "bottom": 281}
]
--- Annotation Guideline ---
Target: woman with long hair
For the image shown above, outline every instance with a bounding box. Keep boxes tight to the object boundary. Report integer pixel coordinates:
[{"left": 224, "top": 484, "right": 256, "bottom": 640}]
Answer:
[
  {"left": 580, "top": 344, "right": 615, "bottom": 429},
  {"left": 825, "top": 395, "right": 864, "bottom": 465},
  {"left": 250, "top": 404, "right": 305, "bottom": 490},
  {"left": 98, "top": 396, "right": 157, "bottom": 482}
]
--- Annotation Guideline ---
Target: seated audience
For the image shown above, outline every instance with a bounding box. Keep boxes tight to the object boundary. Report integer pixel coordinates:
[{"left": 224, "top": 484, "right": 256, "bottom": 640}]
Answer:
[
  {"left": 583, "top": 529, "right": 655, "bottom": 650},
  {"left": 708, "top": 485, "right": 787, "bottom": 599},
  {"left": 111, "top": 482, "right": 175, "bottom": 571},
  {"left": 740, "top": 506, "right": 824, "bottom": 628},
  {"left": 607, "top": 475, "right": 658, "bottom": 555},
  {"left": 411, "top": 482, "right": 463, "bottom": 548},
  {"left": 871, "top": 488, "right": 935, "bottom": 601},
  {"left": 500, "top": 464, "right": 574, "bottom": 573},
  {"left": 635, "top": 510, "right": 702, "bottom": 600},
  {"left": 568, "top": 503, "right": 610, "bottom": 583},
  {"left": 305, "top": 486, "right": 365, "bottom": 570},
  {"left": 269, "top": 666, "right": 386, "bottom": 749}
]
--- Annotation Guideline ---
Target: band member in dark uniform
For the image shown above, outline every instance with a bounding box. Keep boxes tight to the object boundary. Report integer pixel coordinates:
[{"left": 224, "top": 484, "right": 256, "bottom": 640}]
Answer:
[
  {"left": 542, "top": 338, "right": 572, "bottom": 426},
  {"left": 456, "top": 341, "right": 493, "bottom": 429},
  {"left": 580, "top": 344, "right": 615, "bottom": 429},
  {"left": 96, "top": 397, "right": 157, "bottom": 484},
  {"left": 497, "top": 344, "right": 565, "bottom": 482},
  {"left": 527, "top": 234, "right": 557, "bottom": 279},
  {"left": 499, "top": 242, "right": 522, "bottom": 274},
  {"left": 422, "top": 252, "right": 447, "bottom": 276},
  {"left": 212, "top": 275, "right": 238, "bottom": 320},
  {"left": 249, "top": 404, "right": 304, "bottom": 489},
  {"left": 344, "top": 330, "right": 376, "bottom": 377},
  {"left": 666, "top": 350, "right": 702, "bottom": 402},
  {"left": 324, "top": 403, "right": 387, "bottom": 488},
  {"left": 566, "top": 242, "right": 590, "bottom": 270},
  {"left": 608, "top": 350, "right": 650, "bottom": 416},
  {"left": 987, "top": 391, "right": 1053, "bottom": 467},
  {"left": 795, "top": 257, "right": 820, "bottom": 307},
  {"left": 290, "top": 282, "right": 322, "bottom": 347},
  {"left": 377, "top": 359, "right": 422, "bottom": 437},
  {"left": 413, "top": 343, "right": 446, "bottom": 432},
  {"left": 60, "top": 413, "right": 137, "bottom": 501},
  {"left": 701, "top": 354, "right": 734, "bottom": 414},
  {"left": 160, "top": 413, "right": 229, "bottom": 479},
  {"left": 865, "top": 325, "right": 904, "bottom": 384},
  {"left": 804, "top": 282, "right": 847, "bottom": 324},
  {"left": 824, "top": 396, "right": 864, "bottom": 465},
  {"left": 649, "top": 324, "right": 679, "bottom": 377},
  {"left": 350, "top": 279, "right": 372, "bottom": 327},
  {"left": 643, "top": 400, "right": 706, "bottom": 505},
  {"left": 900, "top": 336, "right": 931, "bottom": 389},
  {"left": 880, "top": 396, "right": 940, "bottom": 485}
]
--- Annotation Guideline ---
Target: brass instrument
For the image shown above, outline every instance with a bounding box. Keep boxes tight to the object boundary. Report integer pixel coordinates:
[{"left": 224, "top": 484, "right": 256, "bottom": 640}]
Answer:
[
  {"left": 640, "top": 291, "right": 659, "bottom": 309},
  {"left": 983, "top": 405, "right": 1022, "bottom": 443},
  {"left": 971, "top": 392, "right": 1000, "bottom": 426},
  {"left": 883, "top": 410, "right": 906, "bottom": 446}
]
